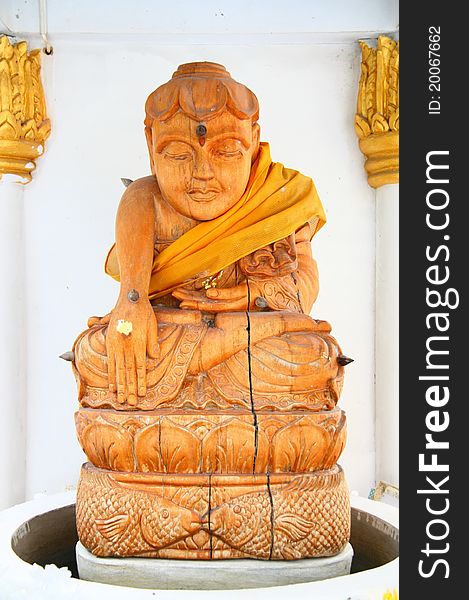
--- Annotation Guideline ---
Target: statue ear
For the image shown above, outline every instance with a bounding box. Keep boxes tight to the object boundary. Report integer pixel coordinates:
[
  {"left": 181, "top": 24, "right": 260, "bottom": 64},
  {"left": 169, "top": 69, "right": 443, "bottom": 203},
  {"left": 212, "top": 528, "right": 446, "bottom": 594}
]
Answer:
[
  {"left": 251, "top": 123, "right": 260, "bottom": 163},
  {"left": 145, "top": 126, "right": 157, "bottom": 175}
]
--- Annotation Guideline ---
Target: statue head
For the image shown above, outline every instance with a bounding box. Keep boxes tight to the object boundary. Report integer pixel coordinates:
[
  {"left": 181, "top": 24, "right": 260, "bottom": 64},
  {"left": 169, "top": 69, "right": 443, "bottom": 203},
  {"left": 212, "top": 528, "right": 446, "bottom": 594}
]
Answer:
[{"left": 144, "top": 62, "right": 260, "bottom": 221}]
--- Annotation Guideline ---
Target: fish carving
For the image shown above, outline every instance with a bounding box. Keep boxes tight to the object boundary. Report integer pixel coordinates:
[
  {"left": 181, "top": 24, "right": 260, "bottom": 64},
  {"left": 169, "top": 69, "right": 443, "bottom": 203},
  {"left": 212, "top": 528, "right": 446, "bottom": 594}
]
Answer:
[
  {"left": 208, "top": 488, "right": 272, "bottom": 558},
  {"left": 76, "top": 469, "right": 202, "bottom": 557},
  {"left": 206, "top": 471, "right": 350, "bottom": 560}
]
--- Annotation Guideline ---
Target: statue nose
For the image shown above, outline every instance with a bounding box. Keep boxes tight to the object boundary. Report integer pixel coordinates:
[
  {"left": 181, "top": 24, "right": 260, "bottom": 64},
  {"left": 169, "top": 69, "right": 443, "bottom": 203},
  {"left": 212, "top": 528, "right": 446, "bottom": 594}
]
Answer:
[{"left": 192, "top": 157, "right": 214, "bottom": 181}]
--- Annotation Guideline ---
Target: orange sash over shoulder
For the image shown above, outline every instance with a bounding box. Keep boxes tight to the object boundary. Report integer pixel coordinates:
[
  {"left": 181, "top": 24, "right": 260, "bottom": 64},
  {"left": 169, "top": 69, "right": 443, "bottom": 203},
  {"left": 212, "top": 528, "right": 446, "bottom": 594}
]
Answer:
[{"left": 105, "top": 142, "right": 326, "bottom": 300}]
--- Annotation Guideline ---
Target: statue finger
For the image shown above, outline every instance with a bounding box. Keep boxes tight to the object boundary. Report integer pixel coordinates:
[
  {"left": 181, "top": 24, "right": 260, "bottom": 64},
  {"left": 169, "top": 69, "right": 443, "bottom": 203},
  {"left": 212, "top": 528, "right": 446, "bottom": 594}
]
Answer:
[
  {"left": 136, "top": 365, "right": 146, "bottom": 397},
  {"left": 115, "top": 348, "right": 126, "bottom": 404},
  {"left": 180, "top": 299, "right": 214, "bottom": 310},
  {"left": 134, "top": 340, "right": 147, "bottom": 397},
  {"left": 124, "top": 346, "right": 137, "bottom": 406},
  {"left": 206, "top": 285, "right": 246, "bottom": 300},
  {"left": 172, "top": 289, "right": 192, "bottom": 300},
  {"left": 189, "top": 297, "right": 247, "bottom": 312},
  {"left": 179, "top": 300, "right": 199, "bottom": 310},
  {"left": 107, "top": 349, "right": 117, "bottom": 393},
  {"left": 215, "top": 297, "right": 248, "bottom": 311}
]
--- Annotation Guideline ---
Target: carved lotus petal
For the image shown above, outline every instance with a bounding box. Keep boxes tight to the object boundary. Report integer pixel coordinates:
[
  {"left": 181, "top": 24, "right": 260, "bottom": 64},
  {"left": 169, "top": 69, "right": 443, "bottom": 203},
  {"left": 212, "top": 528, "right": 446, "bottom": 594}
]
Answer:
[
  {"left": 0, "top": 110, "right": 21, "bottom": 140},
  {"left": 271, "top": 418, "right": 330, "bottom": 472},
  {"left": 371, "top": 112, "right": 390, "bottom": 134},
  {"left": 178, "top": 78, "right": 228, "bottom": 121},
  {"left": 354, "top": 115, "right": 371, "bottom": 139},
  {"left": 389, "top": 109, "right": 399, "bottom": 132},
  {"left": 202, "top": 419, "right": 269, "bottom": 473},
  {"left": 23, "top": 119, "right": 38, "bottom": 140},
  {"left": 322, "top": 413, "right": 347, "bottom": 469},
  {"left": 224, "top": 78, "right": 259, "bottom": 121},
  {"left": 135, "top": 420, "right": 201, "bottom": 473},
  {"left": 37, "top": 120, "right": 51, "bottom": 144},
  {"left": 0, "top": 36, "right": 15, "bottom": 58},
  {"left": 80, "top": 422, "right": 134, "bottom": 471}
]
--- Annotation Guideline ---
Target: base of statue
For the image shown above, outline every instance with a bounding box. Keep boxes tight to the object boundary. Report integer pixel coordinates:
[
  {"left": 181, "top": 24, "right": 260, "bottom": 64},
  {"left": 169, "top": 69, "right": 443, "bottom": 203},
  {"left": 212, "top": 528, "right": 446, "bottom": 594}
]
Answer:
[
  {"left": 76, "top": 541, "right": 354, "bottom": 590},
  {"left": 76, "top": 463, "right": 350, "bottom": 559}
]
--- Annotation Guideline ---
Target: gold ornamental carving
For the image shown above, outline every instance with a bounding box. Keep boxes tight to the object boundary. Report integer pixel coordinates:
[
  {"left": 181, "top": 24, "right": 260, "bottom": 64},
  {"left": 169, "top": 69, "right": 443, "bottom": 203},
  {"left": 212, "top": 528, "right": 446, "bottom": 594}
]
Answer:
[
  {"left": 0, "top": 36, "right": 51, "bottom": 183},
  {"left": 355, "top": 36, "right": 399, "bottom": 188}
]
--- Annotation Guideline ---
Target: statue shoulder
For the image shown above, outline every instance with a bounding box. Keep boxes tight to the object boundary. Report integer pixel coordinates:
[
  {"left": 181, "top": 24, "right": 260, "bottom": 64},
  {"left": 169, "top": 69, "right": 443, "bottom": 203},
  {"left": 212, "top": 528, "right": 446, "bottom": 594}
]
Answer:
[{"left": 122, "top": 176, "right": 162, "bottom": 203}]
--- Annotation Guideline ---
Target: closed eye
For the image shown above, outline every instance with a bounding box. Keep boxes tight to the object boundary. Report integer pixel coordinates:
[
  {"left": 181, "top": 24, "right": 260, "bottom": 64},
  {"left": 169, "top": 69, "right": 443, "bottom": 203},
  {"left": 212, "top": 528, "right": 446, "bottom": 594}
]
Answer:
[
  {"left": 160, "top": 141, "right": 194, "bottom": 162},
  {"left": 164, "top": 153, "right": 192, "bottom": 161},
  {"left": 214, "top": 150, "right": 242, "bottom": 159},
  {"left": 211, "top": 137, "right": 244, "bottom": 160}
]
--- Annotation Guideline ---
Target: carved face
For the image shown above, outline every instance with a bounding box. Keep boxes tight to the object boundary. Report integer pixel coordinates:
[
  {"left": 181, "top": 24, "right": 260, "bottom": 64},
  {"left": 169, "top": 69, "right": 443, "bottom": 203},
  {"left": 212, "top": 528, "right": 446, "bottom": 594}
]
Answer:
[{"left": 149, "top": 111, "right": 260, "bottom": 221}]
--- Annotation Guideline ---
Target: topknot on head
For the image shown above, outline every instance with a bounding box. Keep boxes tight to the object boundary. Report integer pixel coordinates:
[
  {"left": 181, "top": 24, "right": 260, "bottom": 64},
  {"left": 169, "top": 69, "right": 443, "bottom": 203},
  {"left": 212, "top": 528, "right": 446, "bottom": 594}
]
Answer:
[
  {"left": 144, "top": 62, "right": 259, "bottom": 127},
  {"left": 171, "top": 61, "right": 231, "bottom": 79}
]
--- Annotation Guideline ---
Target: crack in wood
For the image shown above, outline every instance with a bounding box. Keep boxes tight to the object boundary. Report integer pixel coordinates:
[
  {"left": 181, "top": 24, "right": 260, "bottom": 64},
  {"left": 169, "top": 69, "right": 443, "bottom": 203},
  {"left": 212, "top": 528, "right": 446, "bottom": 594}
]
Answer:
[
  {"left": 208, "top": 472, "right": 213, "bottom": 559},
  {"left": 158, "top": 415, "right": 164, "bottom": 471},
  {"left": 267, "top": 472, "right": 275, "bottom": 560},
  {"left": 245, "top": 279, "right": 259, "bottom": 474},
  {"left": 291, "top": 271, "right": 304, "bottom": 314}
]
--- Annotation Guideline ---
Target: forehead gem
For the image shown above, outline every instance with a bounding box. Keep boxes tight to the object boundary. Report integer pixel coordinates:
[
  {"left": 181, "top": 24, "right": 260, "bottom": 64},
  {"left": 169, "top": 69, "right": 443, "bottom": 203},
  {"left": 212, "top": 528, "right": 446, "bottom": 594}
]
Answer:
[
  {"left": 195, "top": 123, "right": 207, "bottom": 147},
  {"left": 196, "top": 124, "right": 207, "bottom": 137}
]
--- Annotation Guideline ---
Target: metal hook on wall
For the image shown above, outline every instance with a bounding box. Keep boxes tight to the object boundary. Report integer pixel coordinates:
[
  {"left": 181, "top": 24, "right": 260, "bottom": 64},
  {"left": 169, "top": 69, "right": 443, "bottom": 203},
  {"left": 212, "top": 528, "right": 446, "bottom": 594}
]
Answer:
[{"left": 39, "top": 0, "right": 53, "bottom": 55}]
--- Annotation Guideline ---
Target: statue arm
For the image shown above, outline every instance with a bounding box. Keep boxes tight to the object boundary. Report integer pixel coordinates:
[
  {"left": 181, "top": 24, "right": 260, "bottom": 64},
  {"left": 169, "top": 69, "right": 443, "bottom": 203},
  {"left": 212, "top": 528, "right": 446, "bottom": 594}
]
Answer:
[
  {"left": 114, "top": 179, "right": 155, "bottom": 294},
  {"left": 293, "top": 222, "right": 320, "bottom": 313},
  {"left": 105, "top": 178, "right": 159, "bottom": 405}
]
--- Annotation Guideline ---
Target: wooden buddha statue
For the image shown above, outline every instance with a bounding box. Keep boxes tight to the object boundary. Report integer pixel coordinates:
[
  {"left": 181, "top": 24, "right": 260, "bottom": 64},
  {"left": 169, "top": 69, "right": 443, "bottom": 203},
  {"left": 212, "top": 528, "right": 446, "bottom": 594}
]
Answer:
[{"left": 67, "top": 62, "right": 352, "bottom": 560}]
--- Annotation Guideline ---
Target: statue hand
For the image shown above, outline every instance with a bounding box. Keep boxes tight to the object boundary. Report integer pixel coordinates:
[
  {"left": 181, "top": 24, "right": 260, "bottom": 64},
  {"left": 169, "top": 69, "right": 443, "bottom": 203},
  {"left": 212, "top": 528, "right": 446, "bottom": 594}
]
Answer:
[
  {"left": 173, "top": 283, "right": 250, "bottom": 311},
  {"left": 106, "top": 298, "right": 159, "bottom": 405}
]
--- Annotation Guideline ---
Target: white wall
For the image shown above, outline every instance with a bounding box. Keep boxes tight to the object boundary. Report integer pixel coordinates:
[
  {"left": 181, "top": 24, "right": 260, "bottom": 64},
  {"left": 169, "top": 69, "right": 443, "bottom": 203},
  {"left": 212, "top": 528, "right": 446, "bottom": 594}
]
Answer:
[
  {"left": 2, "top": 0, "right": 398, "bottom": 38},
  {"left": 1, "top": 0, "right": 398, "bottom": 503}
]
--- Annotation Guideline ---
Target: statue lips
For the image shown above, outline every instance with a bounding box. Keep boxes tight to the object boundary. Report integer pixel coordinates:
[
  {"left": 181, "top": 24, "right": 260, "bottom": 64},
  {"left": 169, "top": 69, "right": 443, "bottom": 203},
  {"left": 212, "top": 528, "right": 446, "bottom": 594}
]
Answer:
[{"left": 187, "top": 187, "right": 221, "bottom": 202}]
